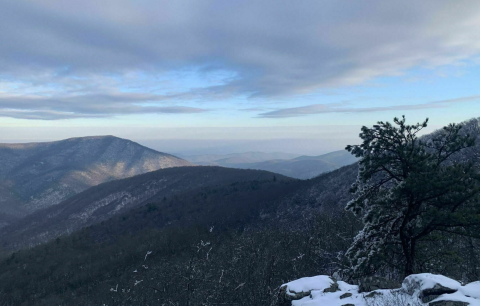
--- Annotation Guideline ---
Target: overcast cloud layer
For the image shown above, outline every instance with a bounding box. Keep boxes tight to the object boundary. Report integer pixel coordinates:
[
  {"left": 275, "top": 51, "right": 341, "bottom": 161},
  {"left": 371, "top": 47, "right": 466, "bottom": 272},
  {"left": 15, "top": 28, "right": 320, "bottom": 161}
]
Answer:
[{"left": 1, "top": 0, "right": 480, "bottom": 119}]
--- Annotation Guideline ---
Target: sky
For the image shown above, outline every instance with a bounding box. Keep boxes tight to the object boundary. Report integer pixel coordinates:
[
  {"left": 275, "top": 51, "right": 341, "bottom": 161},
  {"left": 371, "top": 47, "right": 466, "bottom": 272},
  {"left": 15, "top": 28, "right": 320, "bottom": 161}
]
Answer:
[{"left": 1, "top": 0, "right": 480, "bottom": 155}]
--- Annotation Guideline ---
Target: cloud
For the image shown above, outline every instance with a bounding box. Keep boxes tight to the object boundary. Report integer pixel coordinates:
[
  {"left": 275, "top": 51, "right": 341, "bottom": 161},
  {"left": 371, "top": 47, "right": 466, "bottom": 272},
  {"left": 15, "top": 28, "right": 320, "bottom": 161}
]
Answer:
[
  {"left": 0, "top": 110, "right": 103, "bottom": 120},
  {"left": 1, "top": 1, "right": 480, "bottom": 119},
  {"left": 430, "top": 95, "right": 480, "bottom": 105},
  {"left": 0, "top": 93, "right": 208, "bottom": 120},
  {"left": 258, "top": 96, "right": 480, "bottom": 118},
  {"left": 238, "top": 107, "right": 274, "bottom": 112}
]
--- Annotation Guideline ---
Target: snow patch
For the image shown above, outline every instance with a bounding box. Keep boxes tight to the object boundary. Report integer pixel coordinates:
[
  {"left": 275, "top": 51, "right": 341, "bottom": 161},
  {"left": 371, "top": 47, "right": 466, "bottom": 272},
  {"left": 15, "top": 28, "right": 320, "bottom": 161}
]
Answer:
[
  {"left": 283, "top": 276, "right": 336, "bottom": 297},
  {"left": 280, "top": 273, "right": 480, "bottom": 306}
]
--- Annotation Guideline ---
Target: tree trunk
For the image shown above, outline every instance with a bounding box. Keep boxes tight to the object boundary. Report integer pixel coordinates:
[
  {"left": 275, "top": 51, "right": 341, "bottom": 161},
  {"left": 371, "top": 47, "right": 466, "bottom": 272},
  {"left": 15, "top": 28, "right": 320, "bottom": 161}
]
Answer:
[
  {"left": 404, "top": 246, "right": 415, "bottom": 277},
  {"left": 400, "top": 231, "right": 416, "bottom": 277}
]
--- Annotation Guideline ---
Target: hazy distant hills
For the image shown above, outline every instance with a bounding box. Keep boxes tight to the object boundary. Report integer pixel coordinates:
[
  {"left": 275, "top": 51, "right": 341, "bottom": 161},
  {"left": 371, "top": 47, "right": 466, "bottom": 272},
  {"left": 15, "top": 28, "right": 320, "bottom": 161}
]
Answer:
[
  {"left": 0, "top": 166, "right": 291, "bottom": 249},
  {"left": 184, "top": 151, "right": 301, "bottom": 165},
  {"left": 185, "top": 150, "right": 357, "bottom": 179},
  {"left": 293, "top": 150, "right": 358, "bottom": 165},
  {"left": 0, "top": 136, "right": 192, "bottom": 225}
]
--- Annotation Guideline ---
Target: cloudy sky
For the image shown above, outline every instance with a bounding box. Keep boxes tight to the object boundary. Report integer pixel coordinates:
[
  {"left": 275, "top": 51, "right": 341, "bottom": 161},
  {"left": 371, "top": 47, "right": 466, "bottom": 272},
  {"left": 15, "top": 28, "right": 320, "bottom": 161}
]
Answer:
[{"left": 1, "top": 0, "right": 480, "bottom": 154}]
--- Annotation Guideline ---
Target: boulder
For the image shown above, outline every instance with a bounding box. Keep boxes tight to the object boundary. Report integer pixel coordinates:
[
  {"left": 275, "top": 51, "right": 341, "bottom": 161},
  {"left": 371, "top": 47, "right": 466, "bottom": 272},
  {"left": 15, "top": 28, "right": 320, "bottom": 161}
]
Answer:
[
  {"left": 402, "top": 273, "right": 461, "bottom": 303},
  {"left": 277, "top": 275, "right": 339, "bottom": 305},
  {"left": 421, "top": 284, "right": 458, "bottom": 303},
  {"left": 277, "top": 285, "right": 308, "bottom": 306}
]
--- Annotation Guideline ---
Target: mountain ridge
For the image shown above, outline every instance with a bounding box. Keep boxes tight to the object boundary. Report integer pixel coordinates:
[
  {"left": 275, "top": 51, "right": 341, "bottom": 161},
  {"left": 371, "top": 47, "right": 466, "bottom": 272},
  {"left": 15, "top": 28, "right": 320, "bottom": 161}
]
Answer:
[
  {"left": 226, "top": 150, "right": 358, "bottom": 179},
  {"left": 0, "top": 166, "right": 292, "bottom": 249},
  {"left": 0, "top": 135, "right": 193, "bottom": 225},
  {"left": 184, "top": 151, "right": 302, "bottom": 165},
  {"left": 184, "top": 150, "right": 357, "bottom": 179}
]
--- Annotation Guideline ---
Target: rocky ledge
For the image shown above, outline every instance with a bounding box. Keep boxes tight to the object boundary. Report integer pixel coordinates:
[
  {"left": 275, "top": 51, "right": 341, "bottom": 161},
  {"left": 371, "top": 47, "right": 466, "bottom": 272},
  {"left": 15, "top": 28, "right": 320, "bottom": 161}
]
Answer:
[{"left": 277, "top": 273, "right": 480, "bottom": 306}]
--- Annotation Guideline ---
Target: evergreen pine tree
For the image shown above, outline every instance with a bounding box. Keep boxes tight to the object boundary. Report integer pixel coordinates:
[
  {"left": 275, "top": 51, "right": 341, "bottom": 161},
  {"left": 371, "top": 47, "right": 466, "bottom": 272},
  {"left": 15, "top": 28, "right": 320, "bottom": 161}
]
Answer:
[{"left": 345, "top": 116, "right": 480, "bottom": 277}]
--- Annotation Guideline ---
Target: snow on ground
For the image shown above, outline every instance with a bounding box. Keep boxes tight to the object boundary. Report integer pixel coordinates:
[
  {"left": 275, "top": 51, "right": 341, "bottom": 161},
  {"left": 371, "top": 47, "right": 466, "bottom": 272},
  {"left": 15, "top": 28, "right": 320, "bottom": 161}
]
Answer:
[
  {"left": 284, "top": 276, "right": 337, "bottom": 297},
  {"left": 460, "top": 281, "right": 480, "bottom": 299},
  {"left": 281, "top": 273, "right": 480, "bottom": 306}
]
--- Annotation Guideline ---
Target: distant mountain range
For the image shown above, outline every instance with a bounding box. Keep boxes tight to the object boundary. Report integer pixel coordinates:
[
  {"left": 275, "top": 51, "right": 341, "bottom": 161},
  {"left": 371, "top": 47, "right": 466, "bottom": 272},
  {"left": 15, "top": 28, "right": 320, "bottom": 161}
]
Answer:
[
  {"left": 183, "top": 151, "right": 301, "bottom": 165},
  {"left": 184, "top": 150, "right": 357, "bottom": 179},
  {"left": 0, "top": 136, "right": 192, "bottom": 226}
]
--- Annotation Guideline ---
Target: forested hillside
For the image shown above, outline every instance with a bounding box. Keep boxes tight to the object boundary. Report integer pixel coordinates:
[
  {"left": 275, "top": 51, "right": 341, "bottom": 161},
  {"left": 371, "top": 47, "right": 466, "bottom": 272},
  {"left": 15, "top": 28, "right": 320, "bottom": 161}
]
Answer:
[
  {"left": 0, "top": 159, "right": 362, "bottom": 251},
  {"left": 0, "top": 136, "right": 192, "bottom": 226},
  {"left": 0, "top": 166, "right": 293, "bottom": 249},
  {"left": 0, "top": 164, "right": 359, "bottom": 305}
]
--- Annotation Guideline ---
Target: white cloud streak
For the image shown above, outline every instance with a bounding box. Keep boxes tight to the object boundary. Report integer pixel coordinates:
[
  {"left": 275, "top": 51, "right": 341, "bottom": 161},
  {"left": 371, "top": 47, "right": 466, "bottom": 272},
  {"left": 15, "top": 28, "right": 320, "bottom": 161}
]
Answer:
[
  {"left": 258, "top": 96, "right": 480, "bottom": 118},
  {"left": 0, "top": 93, "right": 208, "bottom": 120}
]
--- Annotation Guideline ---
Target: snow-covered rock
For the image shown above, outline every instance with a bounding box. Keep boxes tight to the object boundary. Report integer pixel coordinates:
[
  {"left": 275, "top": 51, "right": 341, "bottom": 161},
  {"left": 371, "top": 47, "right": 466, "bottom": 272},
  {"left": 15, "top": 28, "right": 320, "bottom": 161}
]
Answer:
[
  {"left": 278, "top": 276, "right": 341, "bottom": 304},
  {"left": 277, "top": 273, "right": 480, "bottom": 306},
  {"left": 403, "top": 273, "right": 462, "bottom": 303}
]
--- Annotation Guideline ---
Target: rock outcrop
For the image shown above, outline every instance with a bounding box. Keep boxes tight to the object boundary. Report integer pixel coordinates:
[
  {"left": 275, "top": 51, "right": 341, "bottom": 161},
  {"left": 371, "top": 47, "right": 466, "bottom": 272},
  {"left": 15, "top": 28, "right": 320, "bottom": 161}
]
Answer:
[
  {"left": 278, "top": 275, "right": 341, "bottom": 306},
  {"left": 277, "top": 273, "right": 480, "bottom": 306}
]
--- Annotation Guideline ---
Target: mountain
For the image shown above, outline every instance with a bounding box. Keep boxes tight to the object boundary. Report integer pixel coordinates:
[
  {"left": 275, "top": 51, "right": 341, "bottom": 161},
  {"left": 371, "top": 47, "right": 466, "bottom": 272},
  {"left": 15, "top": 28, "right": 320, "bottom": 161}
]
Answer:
[
  {"left": 0, "top": 160, "right": 359, "bottom": 250},
  {"left": 293, "top": 149, "right": 358, "bottom": 165},
  {"left": 0, "top": 166, "right": 292, "bottom": 249},
  {"left": 68, "top": 163, "right": 358, "bottom": 240},
  {"left": 233, "top": 159, "right": 337, "bottom": 179},
  {"left": 231, "top": 149, "right": 358, "bottom": 179},
  {"left": 0, "top": 136, "right": 192, "bottom": 225},
  {"left": 184, "top": 150, "right": 356, "bottom": 179},
  {"left": 90, "top": 163, "right": 359, "bottom": 236},
  {"left": 184, "top": 151, "right": 301, "bottom": 165},
  {"left": 0, "top": 163, "right": 361, "bottom": 305}
]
